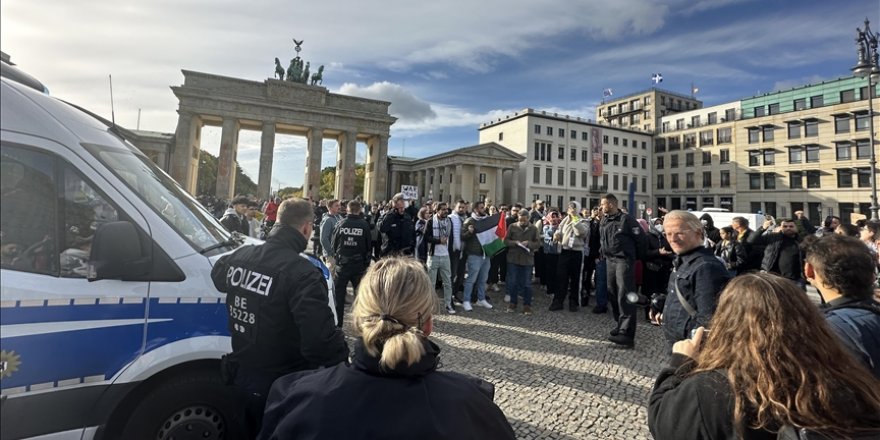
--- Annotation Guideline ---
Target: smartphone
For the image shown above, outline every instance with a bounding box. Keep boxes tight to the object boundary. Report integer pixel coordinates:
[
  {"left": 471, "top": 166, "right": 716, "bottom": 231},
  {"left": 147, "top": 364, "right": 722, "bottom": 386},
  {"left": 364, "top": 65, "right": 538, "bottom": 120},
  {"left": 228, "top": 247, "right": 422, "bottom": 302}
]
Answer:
[{"left": 690, "top": 328, "right": 710, "bottom": 339}]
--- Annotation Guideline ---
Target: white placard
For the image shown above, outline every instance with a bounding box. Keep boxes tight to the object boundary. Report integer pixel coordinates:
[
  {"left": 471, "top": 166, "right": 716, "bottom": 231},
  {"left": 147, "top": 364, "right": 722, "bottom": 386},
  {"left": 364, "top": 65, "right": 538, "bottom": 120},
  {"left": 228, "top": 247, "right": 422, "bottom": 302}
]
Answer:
[{"left": 401, "top": 185, "right": 419, "bottom": 200}]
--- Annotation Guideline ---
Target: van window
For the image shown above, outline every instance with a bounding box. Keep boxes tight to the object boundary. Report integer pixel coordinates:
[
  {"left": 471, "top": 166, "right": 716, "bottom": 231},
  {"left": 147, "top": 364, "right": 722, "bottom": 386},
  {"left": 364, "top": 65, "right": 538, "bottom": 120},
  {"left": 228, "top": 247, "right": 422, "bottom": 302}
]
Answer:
[
  {"left": 1, "top": 145, "right": 57, "bottom": 275},
  {"left": 61, "top": 166, "right": 119, "bottom": 277},
  {"left": 85, "top": 144, "right": 231, "bottom": 252}
]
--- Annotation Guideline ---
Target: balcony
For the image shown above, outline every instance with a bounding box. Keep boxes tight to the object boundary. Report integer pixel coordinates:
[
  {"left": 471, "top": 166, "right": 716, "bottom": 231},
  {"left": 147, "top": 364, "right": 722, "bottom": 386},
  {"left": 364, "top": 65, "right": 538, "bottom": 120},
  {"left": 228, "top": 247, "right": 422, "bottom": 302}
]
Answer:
[{"left": 588, "top": 185, "right": 608, "bottom": 193}]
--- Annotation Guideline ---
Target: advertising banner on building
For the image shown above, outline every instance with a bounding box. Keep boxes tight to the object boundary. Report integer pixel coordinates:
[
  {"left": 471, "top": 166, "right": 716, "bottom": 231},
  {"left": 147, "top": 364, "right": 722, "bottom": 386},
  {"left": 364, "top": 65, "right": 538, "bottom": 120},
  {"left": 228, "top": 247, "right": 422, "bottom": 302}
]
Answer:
[{"left": 590, "top": 127, "right": 603, "bottom": 176}]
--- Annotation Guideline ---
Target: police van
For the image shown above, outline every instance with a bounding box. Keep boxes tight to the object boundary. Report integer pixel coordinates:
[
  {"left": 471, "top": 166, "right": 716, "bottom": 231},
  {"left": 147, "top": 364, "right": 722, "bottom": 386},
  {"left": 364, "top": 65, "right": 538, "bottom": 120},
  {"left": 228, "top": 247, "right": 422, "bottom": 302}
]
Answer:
[{"left": 0, "top": 71, "right": 246, "bottom": 438}]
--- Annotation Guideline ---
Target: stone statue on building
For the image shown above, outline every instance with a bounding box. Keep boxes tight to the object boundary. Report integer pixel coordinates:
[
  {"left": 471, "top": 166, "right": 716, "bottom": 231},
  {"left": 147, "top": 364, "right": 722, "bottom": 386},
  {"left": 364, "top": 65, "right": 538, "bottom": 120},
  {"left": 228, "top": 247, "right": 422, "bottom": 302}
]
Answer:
[
  {"left": 311, "top": 65, "right": 324, "bottom": 86},
  {"left": 287, "top": 57, "right": 303, "bottom": 83},
  {"left": 302, "top": 62, "right": 310, "bottom": 84},
  {"left": 274, "top": 57, "right": 285, "bottom": 80},
  {"left": 274, "top": 39, "right": 324, "bottom": 85}
]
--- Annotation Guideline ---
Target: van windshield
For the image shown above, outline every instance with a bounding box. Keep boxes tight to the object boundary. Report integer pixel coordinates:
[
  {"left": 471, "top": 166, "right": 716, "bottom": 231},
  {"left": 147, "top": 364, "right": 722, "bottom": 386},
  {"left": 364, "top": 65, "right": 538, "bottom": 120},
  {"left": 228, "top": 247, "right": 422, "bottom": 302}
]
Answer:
[{"left": 85, "top": 144, "right": 232, "bottom": 253}]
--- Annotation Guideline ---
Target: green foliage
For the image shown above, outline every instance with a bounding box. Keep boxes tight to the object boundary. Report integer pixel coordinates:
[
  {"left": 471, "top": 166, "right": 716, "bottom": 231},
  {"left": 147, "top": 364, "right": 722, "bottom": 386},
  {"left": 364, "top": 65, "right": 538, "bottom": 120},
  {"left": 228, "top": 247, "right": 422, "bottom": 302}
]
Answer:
[
  {"left": 317, "top": 164, "right": 366, "bottom": 200},
  {"left": 196, "top": 150, "right": 258, "bottom": 198}
]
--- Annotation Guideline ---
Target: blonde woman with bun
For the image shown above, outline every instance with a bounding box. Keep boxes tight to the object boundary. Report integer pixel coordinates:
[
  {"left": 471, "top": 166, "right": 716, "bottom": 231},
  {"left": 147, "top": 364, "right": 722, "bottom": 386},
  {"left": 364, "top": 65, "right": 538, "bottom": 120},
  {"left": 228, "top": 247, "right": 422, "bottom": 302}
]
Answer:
[{"left": 258, "top": 257, "right": 516, "bottom": 440}]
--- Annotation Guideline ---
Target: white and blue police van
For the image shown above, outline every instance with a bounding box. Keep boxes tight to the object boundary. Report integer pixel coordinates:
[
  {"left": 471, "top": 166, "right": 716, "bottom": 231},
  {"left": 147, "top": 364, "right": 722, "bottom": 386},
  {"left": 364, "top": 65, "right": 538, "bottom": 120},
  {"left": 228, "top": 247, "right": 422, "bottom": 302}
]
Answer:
[{"left": 1, "top": 68, "right": 247, "bottom": 438}]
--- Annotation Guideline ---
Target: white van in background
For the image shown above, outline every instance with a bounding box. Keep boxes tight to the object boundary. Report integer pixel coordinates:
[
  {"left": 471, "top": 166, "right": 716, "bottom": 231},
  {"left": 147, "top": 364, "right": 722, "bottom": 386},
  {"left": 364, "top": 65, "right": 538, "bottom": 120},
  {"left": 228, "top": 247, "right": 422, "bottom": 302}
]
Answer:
[{"left": 1, "top": 74, "right": 242, "bottom": 439}]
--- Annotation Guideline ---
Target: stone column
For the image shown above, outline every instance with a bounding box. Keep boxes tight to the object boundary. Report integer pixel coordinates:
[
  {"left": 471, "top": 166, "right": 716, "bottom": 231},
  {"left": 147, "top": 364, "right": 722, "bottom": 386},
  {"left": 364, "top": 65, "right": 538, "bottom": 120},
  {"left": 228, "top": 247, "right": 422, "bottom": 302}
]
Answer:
[
  {"left": 511, "top": 168, "right": 520, "bottom": 204},
  {"left": 215, "top": 117, "right": 240, "bottom": 200},
  {"left": 473, "top": 165, "right": 482, "bottom": 204},
  {"left": 258, "top": 121, "right": 276, "bottom": 199},
  {"left": 443, "top": 166, "right": 451, "bottom": 202},
  {"left": 304, "top": 127, "right": 324, "bottom": 201},
  {"left": 364, "top": 139, "right": 376, "bottom": 203},
  {"left": 495, "top": 168, "right": 504, "bottom": 205},
  {"left": 374, "top": 134, "right": 390, "bottom": 202},
  {"left": 454, "top": 164, "right": 463, "bottom": 201},
  {"left": 390, "top": 169, "right": 400, "bottom": 194},
  {"left": 170, "top": 111, "right": 202, "bottom": 194},
  {"left": 335, "top": 131, "right": 357, "bottom": 200}
]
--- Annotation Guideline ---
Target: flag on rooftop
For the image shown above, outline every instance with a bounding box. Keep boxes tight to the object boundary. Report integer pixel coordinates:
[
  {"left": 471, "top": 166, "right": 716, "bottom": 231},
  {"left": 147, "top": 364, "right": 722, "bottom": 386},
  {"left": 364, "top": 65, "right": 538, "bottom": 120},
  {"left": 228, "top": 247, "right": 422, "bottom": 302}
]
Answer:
[
  {"left": 652, "top": 73, "right": 663, "bottom": 84},
  {"left": 692, "top": 85, "right": 699, "bottom": 95},
  {"left": 603, "top": 88, "right": 613, "bottom": 97}
]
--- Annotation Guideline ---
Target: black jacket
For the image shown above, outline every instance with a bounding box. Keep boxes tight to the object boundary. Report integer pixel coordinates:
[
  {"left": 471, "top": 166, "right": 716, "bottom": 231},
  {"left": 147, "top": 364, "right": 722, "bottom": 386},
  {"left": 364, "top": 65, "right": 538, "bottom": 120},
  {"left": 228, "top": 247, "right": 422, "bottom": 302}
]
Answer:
[
  {"left": 220, "top": 211, "right": 249, "bottom": 235},
  {"left": 587, "top": 217, "right": 602, "bottom": 258},
  {"left": 331, "top": 213, "right": 371, "bottom": 266},
  {"left": 747, "top": 228, "right": 802, "bottom": 280},
  {"left": 424, "top": 215, "right": 453, "bottom": 257},
  {"left": 714, "top": 239, "right": 747, "bottom": 272},
  {"left": 699, "top": 213, "right": 722, "bottom": 245},
  {"left": 649, "top": 354, "right": 777, "bottom": 440},
  {"left": 662, "top": 247, "right": 731, "bottom": 344},
  {"left": 379, "top": 205, "right": 418, "bottom": 256},
  {"left": 599, "top": 211, "right": 645, "bottom": 261},
  {"left": 736, "top": 228, "right": 764, "bottom": 273},
  {"left": 210, "top": 225, "right": 348, "bottom": 377},
  {"left": 258, "top": 338, "right": 516, "bottom": 440}
]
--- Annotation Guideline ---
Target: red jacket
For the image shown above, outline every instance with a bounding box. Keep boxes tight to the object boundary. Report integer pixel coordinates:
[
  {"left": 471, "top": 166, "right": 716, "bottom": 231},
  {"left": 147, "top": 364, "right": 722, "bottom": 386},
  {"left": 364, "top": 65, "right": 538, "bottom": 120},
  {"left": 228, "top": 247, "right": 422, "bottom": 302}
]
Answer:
[{"left": 264, "top": 201, "right": 279, "bottom": 222}]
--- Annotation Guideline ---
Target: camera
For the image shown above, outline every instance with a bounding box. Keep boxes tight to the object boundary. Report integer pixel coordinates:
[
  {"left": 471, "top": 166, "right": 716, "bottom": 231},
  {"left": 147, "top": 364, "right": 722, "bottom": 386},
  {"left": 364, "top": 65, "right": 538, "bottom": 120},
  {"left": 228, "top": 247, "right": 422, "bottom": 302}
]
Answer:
[{"left": 625, "top": 292, "right": 667, "bottom": 314}]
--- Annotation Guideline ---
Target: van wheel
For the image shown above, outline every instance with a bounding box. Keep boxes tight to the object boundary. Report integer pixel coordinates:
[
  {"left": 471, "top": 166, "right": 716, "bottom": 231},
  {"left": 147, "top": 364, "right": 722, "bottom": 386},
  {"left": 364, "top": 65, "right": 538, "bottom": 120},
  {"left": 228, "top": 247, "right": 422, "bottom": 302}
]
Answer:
[{"left": 119, "top": 372, "right": 237, "bottom": 440}]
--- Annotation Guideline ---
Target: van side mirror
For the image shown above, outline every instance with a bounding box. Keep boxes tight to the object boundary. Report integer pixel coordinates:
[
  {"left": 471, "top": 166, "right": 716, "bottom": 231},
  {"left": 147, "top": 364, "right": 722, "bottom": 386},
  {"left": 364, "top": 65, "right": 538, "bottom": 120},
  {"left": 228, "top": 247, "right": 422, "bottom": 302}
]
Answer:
[{"left": 88, "top": 221, "right": 150, "bottom": 281}]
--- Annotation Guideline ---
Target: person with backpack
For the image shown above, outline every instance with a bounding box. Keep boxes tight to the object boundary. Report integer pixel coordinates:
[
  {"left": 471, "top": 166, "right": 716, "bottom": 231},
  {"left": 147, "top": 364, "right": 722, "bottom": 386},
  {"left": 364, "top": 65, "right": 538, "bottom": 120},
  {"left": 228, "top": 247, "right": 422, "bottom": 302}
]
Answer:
[
  {"left": 648, "top": 273, "right": 880, "bottom": 440},
  {"left": 804, "top": 234, "right": 880, "bottom": 378}
]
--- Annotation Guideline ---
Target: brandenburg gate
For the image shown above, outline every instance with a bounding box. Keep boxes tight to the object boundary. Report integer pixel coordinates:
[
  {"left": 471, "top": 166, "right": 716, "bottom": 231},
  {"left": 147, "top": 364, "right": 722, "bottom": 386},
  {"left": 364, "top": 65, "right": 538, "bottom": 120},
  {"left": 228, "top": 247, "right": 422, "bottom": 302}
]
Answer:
[{"left": 168, "top": 70, "right": 395, "bottom": 202}]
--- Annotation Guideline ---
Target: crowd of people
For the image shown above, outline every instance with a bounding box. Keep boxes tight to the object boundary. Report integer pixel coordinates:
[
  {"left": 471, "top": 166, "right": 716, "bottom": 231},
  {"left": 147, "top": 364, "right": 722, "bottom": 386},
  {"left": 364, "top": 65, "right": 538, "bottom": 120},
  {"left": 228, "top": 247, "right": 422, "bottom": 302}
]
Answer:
[{"left": 206, "top": 191, "right": 880, "bottom": 439}]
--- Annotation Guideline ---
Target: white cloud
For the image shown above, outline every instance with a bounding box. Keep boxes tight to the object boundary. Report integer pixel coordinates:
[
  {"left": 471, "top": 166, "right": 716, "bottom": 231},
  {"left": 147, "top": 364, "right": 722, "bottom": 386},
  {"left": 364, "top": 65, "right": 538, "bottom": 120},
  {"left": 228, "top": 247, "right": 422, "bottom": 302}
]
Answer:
[{"left": 337, "top": 81, "right": 436, "bottom": 122}]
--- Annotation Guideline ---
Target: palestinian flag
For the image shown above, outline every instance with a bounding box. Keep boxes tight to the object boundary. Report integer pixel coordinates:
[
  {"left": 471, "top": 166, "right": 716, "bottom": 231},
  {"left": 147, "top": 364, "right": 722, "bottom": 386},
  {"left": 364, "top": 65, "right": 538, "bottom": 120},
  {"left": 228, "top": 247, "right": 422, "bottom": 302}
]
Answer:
[{"left": 474, "top": 212, "right": 507, "bottom": 257}]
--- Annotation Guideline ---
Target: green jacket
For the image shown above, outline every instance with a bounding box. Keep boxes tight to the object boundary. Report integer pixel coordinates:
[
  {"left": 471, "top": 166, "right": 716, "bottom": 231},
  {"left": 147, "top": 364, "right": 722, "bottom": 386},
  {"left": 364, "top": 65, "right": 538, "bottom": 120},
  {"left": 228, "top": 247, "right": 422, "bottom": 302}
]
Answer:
[{"left": 505, "top": 222, "right": 541, "bottom": 266}]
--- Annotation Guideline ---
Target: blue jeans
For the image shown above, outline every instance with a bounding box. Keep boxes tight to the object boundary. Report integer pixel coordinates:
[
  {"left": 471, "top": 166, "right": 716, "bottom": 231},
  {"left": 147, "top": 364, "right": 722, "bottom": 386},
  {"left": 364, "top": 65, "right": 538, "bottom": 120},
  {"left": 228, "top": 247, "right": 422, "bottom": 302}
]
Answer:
[
  {"left": 463, "top": 254, "right": 491, "bottom": 302},
  {"left": 595, "top": 259, "right": 608, "bottom": 309},
  {"left": 506, "top": 263, "right": 533, "bottom": 306}
]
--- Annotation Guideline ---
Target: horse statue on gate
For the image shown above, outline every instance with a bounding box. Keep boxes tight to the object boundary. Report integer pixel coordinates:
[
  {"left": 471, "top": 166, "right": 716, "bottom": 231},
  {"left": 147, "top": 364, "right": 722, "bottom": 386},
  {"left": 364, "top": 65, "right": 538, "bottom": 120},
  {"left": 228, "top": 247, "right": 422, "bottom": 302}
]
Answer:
[
  {"left": 310, "top": 65, "right": 324, "bottom": 86},
  {"left": 274, "top": 58, "right": 285, "bottom": 80}
]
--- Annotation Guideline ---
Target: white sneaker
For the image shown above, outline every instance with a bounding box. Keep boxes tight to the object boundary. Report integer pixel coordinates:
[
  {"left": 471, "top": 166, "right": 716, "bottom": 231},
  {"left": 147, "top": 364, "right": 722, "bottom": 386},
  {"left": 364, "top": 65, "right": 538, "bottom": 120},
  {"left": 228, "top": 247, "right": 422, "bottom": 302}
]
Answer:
[
  {"left": 446, "top": 304, "right": 457, "bottom": 314},
  {"left": 462, "top": 301, "right": 473, "bottom": 311},
  {"left": 476, "top": 299, "right": 493, "bottom": 309},
  {"left": 491, "top": 284, "right": 500, "bottom": 292},
  {"left": 504, "top": 295, "right": 511, "bottom": 303}
]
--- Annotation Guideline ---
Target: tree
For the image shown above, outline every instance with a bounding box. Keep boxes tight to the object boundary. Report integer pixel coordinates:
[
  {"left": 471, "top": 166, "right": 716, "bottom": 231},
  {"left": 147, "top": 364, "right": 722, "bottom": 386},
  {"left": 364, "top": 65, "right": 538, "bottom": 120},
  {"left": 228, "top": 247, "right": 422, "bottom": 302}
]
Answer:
[
  {"left": 196, "top": 150, "right": 258, "bottom": 198},
  {"left": 318, "top": 164, "right": 366, "bottom": 200}
]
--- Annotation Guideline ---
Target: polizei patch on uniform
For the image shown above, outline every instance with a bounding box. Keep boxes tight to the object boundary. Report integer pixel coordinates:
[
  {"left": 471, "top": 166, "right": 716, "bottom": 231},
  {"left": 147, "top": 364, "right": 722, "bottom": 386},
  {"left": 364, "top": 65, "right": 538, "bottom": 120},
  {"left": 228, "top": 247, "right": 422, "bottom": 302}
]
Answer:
[{"left": 226, "top": 266, "right": 274, "bottom": 296}]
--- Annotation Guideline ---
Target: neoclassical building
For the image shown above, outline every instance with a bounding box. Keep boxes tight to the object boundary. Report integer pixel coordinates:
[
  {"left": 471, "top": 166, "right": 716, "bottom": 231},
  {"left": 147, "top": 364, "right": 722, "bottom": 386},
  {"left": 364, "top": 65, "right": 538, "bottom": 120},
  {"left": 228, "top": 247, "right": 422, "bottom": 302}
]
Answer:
[{"left": 387, "top": 142, "right": 524, "bottom": 205}]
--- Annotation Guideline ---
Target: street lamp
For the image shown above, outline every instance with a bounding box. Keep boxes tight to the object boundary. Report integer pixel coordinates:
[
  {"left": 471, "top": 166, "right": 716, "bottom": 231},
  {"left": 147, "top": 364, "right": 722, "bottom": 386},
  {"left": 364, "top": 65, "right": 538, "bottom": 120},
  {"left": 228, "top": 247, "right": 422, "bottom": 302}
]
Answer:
[{"left": 852, "top": 18, "right": 880, "bottom": 221}]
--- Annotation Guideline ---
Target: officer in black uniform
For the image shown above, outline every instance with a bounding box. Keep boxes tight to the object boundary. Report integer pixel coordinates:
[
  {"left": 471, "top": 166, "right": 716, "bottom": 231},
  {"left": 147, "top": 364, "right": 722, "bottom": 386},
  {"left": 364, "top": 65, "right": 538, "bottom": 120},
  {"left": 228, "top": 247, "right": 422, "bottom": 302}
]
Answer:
[
  {"left": 599, "top": 193, "right": 645, "bottom": 348},
  {"left": 211, "top": 198, "right": 348, "bottom": 439},
  {"left": 330, "top": 200, "right": 371, "bottom": 327},
  {"left": 379, "top": 193, "right": 418, "bottom": 256}
]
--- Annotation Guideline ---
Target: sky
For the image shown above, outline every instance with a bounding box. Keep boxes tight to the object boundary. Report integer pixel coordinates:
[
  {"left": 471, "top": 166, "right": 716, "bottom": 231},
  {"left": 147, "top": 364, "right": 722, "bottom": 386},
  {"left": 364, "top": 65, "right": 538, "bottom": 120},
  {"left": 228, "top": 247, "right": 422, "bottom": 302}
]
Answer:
[{"left": 2, "top": 0, "right": 878, "bottom": 190}]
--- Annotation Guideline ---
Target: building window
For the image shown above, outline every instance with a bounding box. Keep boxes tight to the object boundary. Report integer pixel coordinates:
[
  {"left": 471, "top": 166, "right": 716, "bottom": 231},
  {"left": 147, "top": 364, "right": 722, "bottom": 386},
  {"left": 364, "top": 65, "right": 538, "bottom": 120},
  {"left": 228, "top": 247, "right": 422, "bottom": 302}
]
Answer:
[
  {"left": 700, "top": 130, "right": 713, "bottom": 146},
  {"left": 613, "top": 154, "right": 619, "bottom": 166},
  {"left": 685, "top": 153, "right": 694, "bottom": 167},
  {"left": 622, "top": 155, "right": 629, "bottom": 167},
  {"left": 720, "top": 149, "right": 730, "bottom": 163},
  {"left": 668, "top": 137, "right": 681, "bottom": 150},
  {"left": 642, "top": 157, "right": 647, "bottom": 169},
  {"left": 725, "top": 108, "right": 736, "bottom": 121},
  {"left": 479, "top": 173, "right": 487, "bottom": 184},
  {"left": 762, "top": 126, "right": 774, "bottom": 142},
  {"left": 657, "top": 156, "right": 665, "bottom": 169},
  {"left": 804, "top": 120, "right": 818, "bottom": 137},
  {"left": 720, "top": 170, "right": 731, "bottom": 188},
  {"left": 570, "top": 148, "right": 577, "bottom": 161},
  {"left": 788, "top": 122, "right": 801, "bottom": 139},
  {"left": 805, "top": 144, "right": 820, "bottom": 162},
  {"left": 858, "top": 168, "right": 871, "bottom": 187},
  {"left": 498, "top": 132, "right": 503, "bottom": 141},
  {"left": 702, "top": 151, "right": 711, "bottom": 165},
  {"left": 558, "top": 128, "right": 564, "bottom": 138},
  {"left": 533, "top": 194, "right": 541, "bottom": 202},
  {"left": 670, "top": 154, "right": 679, "bottom": 168},
  {"left": 702, "top": 197, "right": 715, "bottom": 208},
  {"left": 763, "top": 173, "right": 776, "bottom": 189},
  {"left": 558, "top": 169, "right": 565, "bottom": 186},
  {"left": 702, "top": 171, "right": 712, "bottom": 188},
  {"left": 622, "top": 175, "right": 629, "bottom": 191},
  {"left": 547, "top": 126, "right": 553, "bottom": 135},
  {"left": 834, "top": 115, "right": 850, "bottom": 134},
  {"left": 806, "top": 170, "right": 821, "bottom": 188},
  {"left": 810, "top": 95, "right": 824, "bottom": 108},
  {"left": 581, "top": 171, "right": 588, "bottom": 188},
  {"left": 749, "top": 174, "right": 761, "bottom": 190},
  {"left": 836, "top": 142, "right": 851, "bottom": 160},
  {"left": 603, "top": 135, "right": 609, "bottom": 144},
  {"left": 790, "top": 171, "right": 803, "bottom": 189},
  {"left": 556, "top": 147, "right": 563, "bottom": 160},
  {"left": 789, "top": 146, "right": 802, "bottom": 164},
  {"left": 684, "top": 134, "right": 696, "bottom": 149},
  {"left": 840, "top": 89, "right": 856, "bottom": 103},
  {"left": 570, "top": 129, "right": 577, "bottom": 139},
  {"left": 837, "top": 169, "right": 853, "bottom": 188},
  {"left": 603, "top": 152, "right": 609, "bottom": 165},
  {"left": 749, "top": 151, "right": 760, "bottom": 166},
  {"left": 582, "top": 149, "right": 588, "bottom": 162},
  {"left": 623, "top": 138, "right": 628, "bottom": 147},
  {"left": 676, "top": 119, "right": 685, "bottom": 130},
  {"left": 763, "top": 149, "right": 775, "bottom": 166},
  {"left": 655, "top": 138, "right": 667, "bottom": 152},
  {"left": 717, "top": 127, "right": 732, "bottom": 144},
  {"left": 657, "top": 174, "right": 665, "bottom": 189},
  {"left": 546, "top": 167, "right": 552, "bottom": 185},
  {"left": 570, "top": 170, "right": 576, "bottom": 187},
  {"left": 582, "top": 131, "right": 588, "bottom": 141},
  {"left": 707, "top": 112, "right": 717, "bottom": 125},
  {"left": 691, "top": 115, "right": 700, "bottom": 127},
  {"left": 857, "top": 139, "right": 872, "bottom": 159},
  {"left": 794, "top": 98, "right": 806, "bottom": 111},
  {"left": 603, "top": 174, "right": 609, "bottom": 189},
  {"left": 855, "top": 112, "right": 870, "bottom": 131},
  {"left": 613, "top": 174, "right": 619, "bottom": 191},
  {"left": 748, "top": 128, "right": 760, "bottom": 144},
  {"left": 534, "top": 124, "right": 541, "bottom": 134},
  {"left": 613, "top": 137, "right": 619, "bottom": 145},
  {"left": 671, "top": 174, "right": 679, "bottom": 189},
  {"left": 534, "top": 142, "right": 540, "bottom": 160},
  {"left": 533, "top": 167, "right": 540, "bottom": 184},
  {"left": 768, "top": 103, "right": 780, "bottom": 115},
  {"left": 754, "top": 106, "right": 765, "bottom": 117}
]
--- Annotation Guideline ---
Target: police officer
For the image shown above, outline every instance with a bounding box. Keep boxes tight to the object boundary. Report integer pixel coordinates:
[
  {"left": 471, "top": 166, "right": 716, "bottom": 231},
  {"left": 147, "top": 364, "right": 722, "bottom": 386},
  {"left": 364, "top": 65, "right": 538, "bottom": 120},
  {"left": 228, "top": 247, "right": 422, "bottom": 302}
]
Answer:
[
  {"left": 330, "top": 200, "right": 371, "bottom": 327},
  {"left": 599, "top": 193, "right": 645, "bottom": 348},
  {"left": 379, "top": 193, "right": 417, "bottom": 256},
  {"left": 211, "top": 198, "right": 348, "bottom": 438}
]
